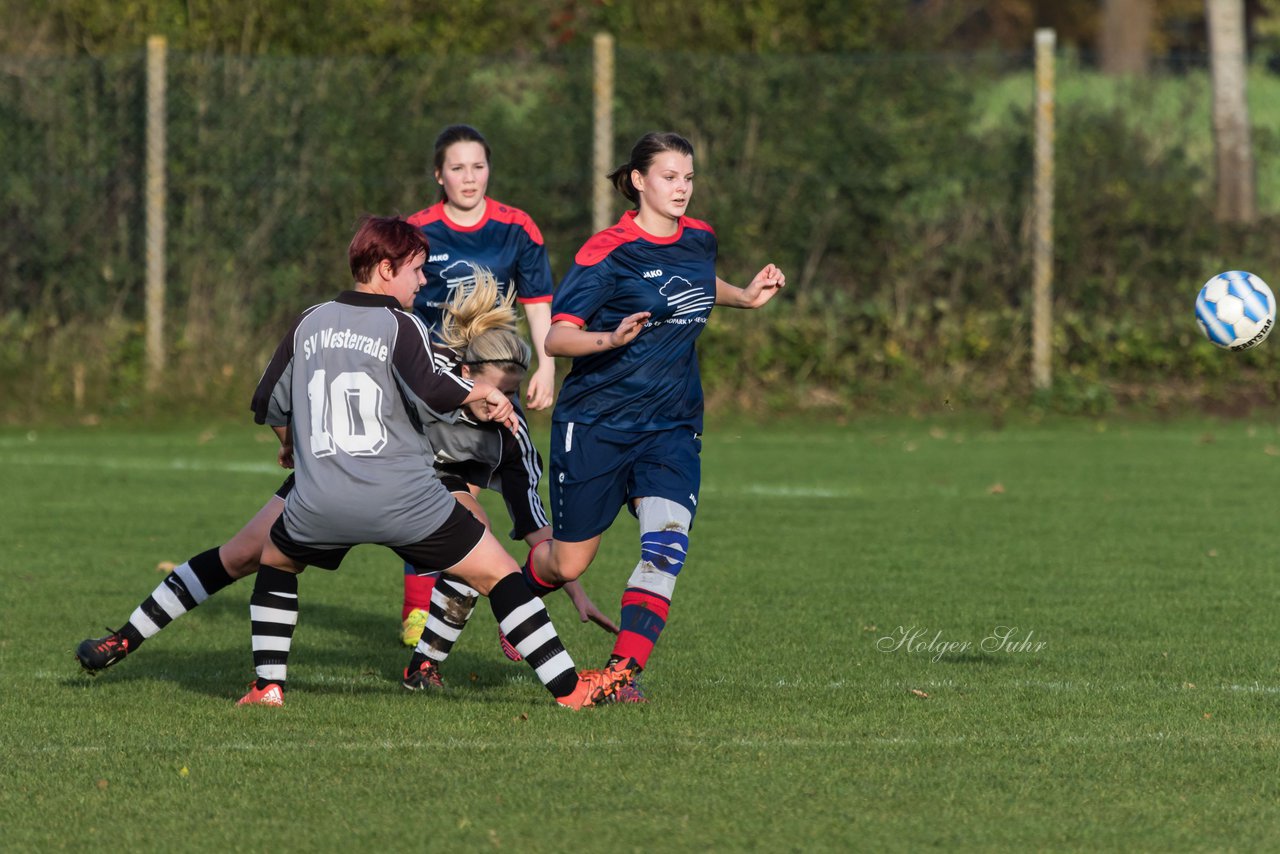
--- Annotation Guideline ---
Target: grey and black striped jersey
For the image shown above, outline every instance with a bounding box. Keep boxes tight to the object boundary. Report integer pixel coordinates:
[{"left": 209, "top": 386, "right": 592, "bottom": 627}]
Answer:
[
  {"left": 424, "top": 346, "right": 505, "bottom": 472},
  {"left": 251, "top": 291, "right": 474, "bottom": 549}
]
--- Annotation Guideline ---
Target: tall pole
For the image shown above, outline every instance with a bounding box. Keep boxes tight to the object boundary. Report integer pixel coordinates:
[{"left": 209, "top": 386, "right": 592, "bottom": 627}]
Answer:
[
  {"left": 146, "top": 35, "right": 168, "bottom": 390},
  {"left": 1206, "top": 0, "right": 1256, "bottom": 224},
  {"left": 592, "top": 32, "right": 615, "bottom": 235},
  {"left": 1032, "top": 29, "right": 1055, "bottom": 392}
]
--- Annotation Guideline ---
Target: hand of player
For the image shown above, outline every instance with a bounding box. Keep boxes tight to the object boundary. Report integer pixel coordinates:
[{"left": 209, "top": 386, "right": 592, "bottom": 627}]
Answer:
[
  {"left": 739, "top": 264, "right": 786, "bottom": 309},
  {"left": 525, "top": 362, "right": 555, "bottom": 410},
  {"left": 277, "top": 443, "right": 294, "bottom": 469},
  {"left": 482, "top": 388, "right": 518, "bottom": 434},
  {"left": 609, "top": 311, "right": 651, "bottom": 349},
  {"left": 563, "top": 580, "right": 619, "bottom": 634}
]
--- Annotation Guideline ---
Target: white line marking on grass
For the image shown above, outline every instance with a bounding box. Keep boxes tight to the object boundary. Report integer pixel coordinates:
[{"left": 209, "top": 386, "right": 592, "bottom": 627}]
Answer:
[
  {"left": 1226, "top": 682, "right": 1280, "bottom": 694},
  {"left": 701, "top": 484, "right": 860, "bottom": 499},
  {"left": 770, "top": 675, "right": 1280, "bottom": 697},
  {"left": 0, "top": 453, "right": 279, "bottom": 476},
  {"left": 48, "top": 669, "right": 1280, "bottom": 698},
  {"left": 21, "top": 731, "right": 1272, "bottom": 756}
]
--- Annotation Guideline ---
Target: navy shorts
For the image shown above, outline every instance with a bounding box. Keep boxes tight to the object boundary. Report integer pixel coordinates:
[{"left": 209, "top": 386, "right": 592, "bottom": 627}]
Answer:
[{"left": 549, "top": 422, "right": 701, "bottom": 542}]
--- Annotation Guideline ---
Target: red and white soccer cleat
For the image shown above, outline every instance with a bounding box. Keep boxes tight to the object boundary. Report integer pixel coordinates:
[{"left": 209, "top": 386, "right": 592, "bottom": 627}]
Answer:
[{"left": 237, "top": 682, "right": 284, "bottom": 707}]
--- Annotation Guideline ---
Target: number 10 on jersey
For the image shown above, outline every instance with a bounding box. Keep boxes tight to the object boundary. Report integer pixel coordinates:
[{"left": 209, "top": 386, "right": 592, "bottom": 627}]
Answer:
[{"left": 307, "top": 370, "right": 388, "bottom": 457}]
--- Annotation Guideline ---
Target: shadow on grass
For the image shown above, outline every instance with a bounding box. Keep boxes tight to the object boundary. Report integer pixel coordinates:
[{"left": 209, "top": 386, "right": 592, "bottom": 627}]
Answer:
[{"left": 64, "top": 599, "right": 529, "bottom": 702}]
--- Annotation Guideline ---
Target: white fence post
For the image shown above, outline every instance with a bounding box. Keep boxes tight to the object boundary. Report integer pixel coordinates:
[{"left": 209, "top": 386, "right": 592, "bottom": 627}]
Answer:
[
  {"left": 145, "top": 35, "right": 168, "bottom": 390},
  {"left": 1032, "top": 28, "right": 1055, "bottom": 392}
]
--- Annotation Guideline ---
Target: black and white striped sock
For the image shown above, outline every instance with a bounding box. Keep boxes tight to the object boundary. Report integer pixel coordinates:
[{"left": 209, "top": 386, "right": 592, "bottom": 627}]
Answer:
[
  {"left": 122, "top": 548, "right": 237, "bottom": 648},
  {"left": 413, "top": 574, "right": 478, "bottom": 664},
  {"left": 249, "top": 565, "right": 298, "bottom": 689},
  {"left": 488, "top": 574, "right": 577, "bottom": 698}
]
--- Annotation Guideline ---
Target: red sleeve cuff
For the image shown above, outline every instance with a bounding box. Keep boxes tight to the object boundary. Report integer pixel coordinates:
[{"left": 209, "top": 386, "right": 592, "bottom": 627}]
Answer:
[{"left": 551, "top": 312, "right": 585, "bottom": 327}]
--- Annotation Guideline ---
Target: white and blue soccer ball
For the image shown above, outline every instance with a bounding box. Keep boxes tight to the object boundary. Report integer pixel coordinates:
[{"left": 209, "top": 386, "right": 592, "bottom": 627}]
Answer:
[{"left": 1195, "top": 271, "right": 1275, "bottom": 351}]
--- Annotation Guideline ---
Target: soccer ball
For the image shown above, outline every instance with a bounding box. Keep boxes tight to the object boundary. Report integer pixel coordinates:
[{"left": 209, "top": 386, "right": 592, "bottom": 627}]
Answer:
[{"left": 1195, "top": 271, "right": 1275, "bottom": 351}]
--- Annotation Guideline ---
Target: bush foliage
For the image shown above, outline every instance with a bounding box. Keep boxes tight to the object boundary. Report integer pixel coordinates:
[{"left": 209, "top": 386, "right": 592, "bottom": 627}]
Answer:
[{"left": 4, "top": 48, "right": 1280, "bottom": 423}]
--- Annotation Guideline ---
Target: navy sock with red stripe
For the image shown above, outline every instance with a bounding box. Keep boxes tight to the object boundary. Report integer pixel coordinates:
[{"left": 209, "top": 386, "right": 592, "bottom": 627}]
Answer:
[{"left": 611, "top": 588, "right": 670, "bottom": 669}]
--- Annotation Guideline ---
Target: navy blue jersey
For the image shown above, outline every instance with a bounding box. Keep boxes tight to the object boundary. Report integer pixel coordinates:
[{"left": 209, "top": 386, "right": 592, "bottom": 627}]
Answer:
[
  {"left": 551, "top": 210, "right": 717, "bottom": 432},
  {"left": 407, "top": 198, "right": 553, "bottom": 333}
]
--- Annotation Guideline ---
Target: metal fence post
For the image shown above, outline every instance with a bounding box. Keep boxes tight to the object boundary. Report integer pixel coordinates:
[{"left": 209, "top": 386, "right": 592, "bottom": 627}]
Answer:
[
  {"left": 146, "top": 35, "right": 167, "bottom": 390},
  {"left": 592, "top": 32, "right": 615, "bottom": 236},
  {"left": 1032, "top": 28, "right": 1055, "bottom": 392}
]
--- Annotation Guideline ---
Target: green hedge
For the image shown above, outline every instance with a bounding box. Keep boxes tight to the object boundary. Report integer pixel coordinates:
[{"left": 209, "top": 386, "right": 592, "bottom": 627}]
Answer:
[{"left": 4, "top": 48, "right": 1280, "bottom": 423}]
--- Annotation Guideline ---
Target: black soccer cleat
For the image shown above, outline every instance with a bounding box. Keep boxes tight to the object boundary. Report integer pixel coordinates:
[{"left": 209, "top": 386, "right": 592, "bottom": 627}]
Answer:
[
  {"left": 402, "top": 659, "right": 446, "bottom": 691},
  {"left": 75, "top": 628, "right": 132, "bottom": 674}
]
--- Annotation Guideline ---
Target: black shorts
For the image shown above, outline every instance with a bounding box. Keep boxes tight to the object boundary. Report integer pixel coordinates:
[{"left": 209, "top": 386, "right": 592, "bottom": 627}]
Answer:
[
  {"left": 435, "top": 447, "right": 547, "bottom": 542},
  {"left": 269, "top": 502, "right": 486, "bottom": 572},
  {"left": 436, "top": 461, "right": 489, "bottom": 496}
]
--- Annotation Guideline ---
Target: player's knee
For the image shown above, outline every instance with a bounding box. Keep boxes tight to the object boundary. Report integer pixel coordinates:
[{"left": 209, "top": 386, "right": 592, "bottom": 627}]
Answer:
[
  {"left": 449, "top": 534, "right": 518, "bottom": 596},
  {"left": 219, "top": 543, "right": 262, "bottom": 578},
  {"left": 544, "top": 549, "right": 589, "bottom": 583}
]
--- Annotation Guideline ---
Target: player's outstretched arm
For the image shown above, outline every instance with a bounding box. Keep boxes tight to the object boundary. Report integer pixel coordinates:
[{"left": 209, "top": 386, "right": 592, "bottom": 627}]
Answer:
[
  {"left": 544, "top": 313, "right": 650, "bottom": 357},
  {"left": 715, "top": 264, "right": 786, "bottom": 309}
]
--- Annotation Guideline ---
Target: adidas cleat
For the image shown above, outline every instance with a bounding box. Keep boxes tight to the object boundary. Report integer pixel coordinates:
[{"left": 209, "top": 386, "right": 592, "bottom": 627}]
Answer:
[
  {"left": 555, "top": 669, "right": 618, "bottom": 710},
  {"left": 237, "top": 682, "right": 284, "bottom": 707},
  {"left": 602, "top": 657, "right": 647, "bottom": 704}
]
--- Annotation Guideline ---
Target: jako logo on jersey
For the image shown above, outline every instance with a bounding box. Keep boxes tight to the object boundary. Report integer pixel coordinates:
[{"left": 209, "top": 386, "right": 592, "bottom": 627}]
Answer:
[
  {"left": 642, "top": 269, "right": 663, "bottom": 278},
  {"left": 658, "top": 276, "right": 716, "bottom": 317},
  {"left": 428, "top": 253, "right": 449, "bottom": 262}
]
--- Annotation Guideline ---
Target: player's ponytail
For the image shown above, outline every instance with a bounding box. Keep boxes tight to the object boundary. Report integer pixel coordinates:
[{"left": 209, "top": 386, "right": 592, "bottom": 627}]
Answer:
[
  {"left": 438, "top": 265, "right": 531, "bottom": 376},
  {"left": 607, "top": 131, "right": 695, "bottom": 209}
]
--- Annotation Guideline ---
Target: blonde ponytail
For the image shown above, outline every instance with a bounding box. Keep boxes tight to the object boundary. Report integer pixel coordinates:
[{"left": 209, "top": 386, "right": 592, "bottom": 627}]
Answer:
[{"left": 437, "top": 265, "right": 532, "bottom": 373}]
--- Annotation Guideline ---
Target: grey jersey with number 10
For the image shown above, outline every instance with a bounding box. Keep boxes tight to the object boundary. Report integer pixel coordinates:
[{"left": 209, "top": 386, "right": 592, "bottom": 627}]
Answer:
[{"left": 252, "top": 291, "right": 474, "bottom": 549}]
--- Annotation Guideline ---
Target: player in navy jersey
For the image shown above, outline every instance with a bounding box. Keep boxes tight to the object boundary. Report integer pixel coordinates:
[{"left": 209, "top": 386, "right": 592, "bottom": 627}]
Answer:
[
  {"left": 76, "top": 216, "right": 623, "bottom": 710},
  {"left": 399, "top": 124, "right": 562, "bottom": 649},
  {"left": 521, "top": 131, "right": 786, "bottom": 702}
]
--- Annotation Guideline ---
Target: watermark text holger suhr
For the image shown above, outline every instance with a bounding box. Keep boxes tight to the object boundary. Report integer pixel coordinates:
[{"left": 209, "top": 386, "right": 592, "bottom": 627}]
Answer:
[{"left": 876, "top": 626, "right": 1047, "bottom": 663}]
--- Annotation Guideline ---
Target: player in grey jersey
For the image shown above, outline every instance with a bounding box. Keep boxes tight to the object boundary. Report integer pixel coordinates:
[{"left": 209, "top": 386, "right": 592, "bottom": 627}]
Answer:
[
  {"left": 74, "top": 260, "right": 616, "bottom": 695},
  {"left": 238, "top": 216, "right": 621, "bottom": 708},
  {"left": 407, "top": 269, "right": 619, "bottom": 686}
]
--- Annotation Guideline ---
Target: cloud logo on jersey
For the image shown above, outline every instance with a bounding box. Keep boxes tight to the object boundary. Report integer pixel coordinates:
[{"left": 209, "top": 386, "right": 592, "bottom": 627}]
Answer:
[
  {"left": 438, "top": 260, "right": 512, "bottom": 308},
  {"left": 658, "top": 276, "right": 715, "bottom": 318},
  {"left": 439, "top": 260, "right": 479, "bottom": 304}
]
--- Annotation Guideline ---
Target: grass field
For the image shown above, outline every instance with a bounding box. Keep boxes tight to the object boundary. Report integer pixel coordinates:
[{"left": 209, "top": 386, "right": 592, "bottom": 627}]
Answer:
[{"left": 5, "top": 416, "right": 1280, "bottom": 850}]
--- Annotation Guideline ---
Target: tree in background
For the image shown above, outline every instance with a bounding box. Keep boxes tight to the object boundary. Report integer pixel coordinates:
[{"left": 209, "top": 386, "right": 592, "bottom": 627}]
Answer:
[
  {"left": 1207, "top": 0, "right": 1256, "bottom": 223},
  {"left": 2, "top": 0, "right": 1275, "bottom": 61},
  {"left": 1099, "top": 0, "right": 1154, "bottom": 73}
]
